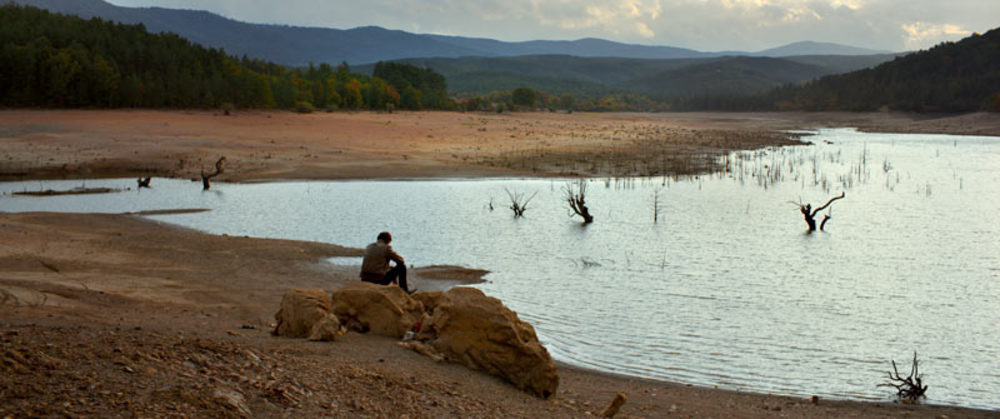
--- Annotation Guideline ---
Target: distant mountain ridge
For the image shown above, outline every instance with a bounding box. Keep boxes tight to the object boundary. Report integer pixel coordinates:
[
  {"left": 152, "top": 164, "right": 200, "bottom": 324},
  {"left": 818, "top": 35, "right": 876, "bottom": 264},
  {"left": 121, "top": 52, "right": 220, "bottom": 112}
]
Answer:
[
  {"left": 13, "top": 0, "right": 892, "bottom": 66},
  {"left": 358, "top": 54, "right": 899, "bottom": 96},
  {"left": 751, "top": 41, "right": 888, "bottom": 57}
]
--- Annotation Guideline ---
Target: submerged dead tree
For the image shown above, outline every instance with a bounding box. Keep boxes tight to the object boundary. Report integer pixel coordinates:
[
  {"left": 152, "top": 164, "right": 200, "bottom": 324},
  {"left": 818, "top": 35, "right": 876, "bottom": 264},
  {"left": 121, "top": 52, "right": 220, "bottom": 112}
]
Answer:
[
  {"left": 653, "top": 189, "right": 662, "bottom": 223},
  {"left": 505, "top": 188, "right": 537, "bottom": 217},
  {"left": 565, "top": 180, "right": 594, "bottom": 224},
  {"left": 797, "top": 192, "right": 845, "bottom": 232},
  {"left": 201, "top": 156, "right": 226, "bottom": 190},
  {"left": 878, "top": 352, "right": 928, "bottom": 403}
]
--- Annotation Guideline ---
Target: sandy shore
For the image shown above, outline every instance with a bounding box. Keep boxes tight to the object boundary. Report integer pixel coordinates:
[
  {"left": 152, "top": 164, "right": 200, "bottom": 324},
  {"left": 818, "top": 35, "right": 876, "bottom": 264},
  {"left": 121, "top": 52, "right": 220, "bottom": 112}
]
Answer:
[
  {"left": 1, "top": 213, "right": 991, "bottom": 418},
  {"left": 2, "top": 110, "right": 998, "bottom": 417}
]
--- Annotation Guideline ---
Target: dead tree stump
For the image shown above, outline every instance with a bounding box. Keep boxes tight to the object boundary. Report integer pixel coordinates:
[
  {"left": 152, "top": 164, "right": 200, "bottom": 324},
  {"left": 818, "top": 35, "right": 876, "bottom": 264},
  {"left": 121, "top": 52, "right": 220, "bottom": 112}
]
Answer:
[
  {"left": 565, "top": 180, "right": 594, "bottom": 224},
  {"left": 505, "top": 188, "right": 537, "bottom": 218},
  {"left": 601, "top": 392, "right": 627, "bottom": 417},
  {"left": 879, "top": 352, "right": 928, "bottom": 403},
  {"left": 798, "top": 192, "right": 845, "bottom": 232},
  {"left": 201, "top": 157, "right": 226, "bottom": 190}
]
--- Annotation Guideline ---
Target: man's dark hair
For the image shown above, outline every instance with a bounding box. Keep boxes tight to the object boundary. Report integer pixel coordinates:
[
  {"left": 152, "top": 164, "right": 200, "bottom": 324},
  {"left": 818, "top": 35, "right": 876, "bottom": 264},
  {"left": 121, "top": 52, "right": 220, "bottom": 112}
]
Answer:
[{"left": 377, "top": 232, "right": 392, "bottom": 243}]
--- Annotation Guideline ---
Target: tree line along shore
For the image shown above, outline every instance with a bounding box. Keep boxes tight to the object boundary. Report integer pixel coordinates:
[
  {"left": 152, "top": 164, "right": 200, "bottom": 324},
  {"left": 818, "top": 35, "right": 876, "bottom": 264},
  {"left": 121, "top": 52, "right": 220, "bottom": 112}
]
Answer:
[{"left": 2, "top": 4, "right": 999, "bottom": 114}]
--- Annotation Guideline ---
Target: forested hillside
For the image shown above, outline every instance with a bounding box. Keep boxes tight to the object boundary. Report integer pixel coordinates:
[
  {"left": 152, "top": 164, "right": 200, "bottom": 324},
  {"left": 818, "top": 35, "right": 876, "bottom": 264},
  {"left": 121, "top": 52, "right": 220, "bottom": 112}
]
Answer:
[
  {"left": 772, "top": 28, "right": 1000, "bottom": 112},
  {"left": 0, "top": 5, "right": 451, "bottom": 110},
  {"left": 626, "top": 57, "right": 831, "bottom": 97},
  {"left": 361, "top": 54, "right": 894, "bottom": 97}
]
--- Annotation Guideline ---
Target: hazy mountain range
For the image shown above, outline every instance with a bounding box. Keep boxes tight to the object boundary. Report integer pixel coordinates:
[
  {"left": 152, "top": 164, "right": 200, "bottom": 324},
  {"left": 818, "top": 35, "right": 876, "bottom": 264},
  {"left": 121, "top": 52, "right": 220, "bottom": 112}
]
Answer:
[
  {"left": 12, "top": 0, "right": 893, "bottom": 67},
  {"left": 363, "top": 54, "right": 899, "bottom": 96}
]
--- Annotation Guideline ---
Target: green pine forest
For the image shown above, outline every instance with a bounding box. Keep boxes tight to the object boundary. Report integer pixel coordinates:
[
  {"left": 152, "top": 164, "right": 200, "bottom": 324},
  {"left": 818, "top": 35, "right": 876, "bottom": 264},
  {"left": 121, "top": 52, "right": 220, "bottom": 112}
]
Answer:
[
  {"left": 676, "top": 27, "right": 1000, "bottom": 113},
  {"left": 2, "top": 4, "right": 998, "bottom": 114},
  {"left": 0, "top": 5, "right": 452, "bottom": 110}
]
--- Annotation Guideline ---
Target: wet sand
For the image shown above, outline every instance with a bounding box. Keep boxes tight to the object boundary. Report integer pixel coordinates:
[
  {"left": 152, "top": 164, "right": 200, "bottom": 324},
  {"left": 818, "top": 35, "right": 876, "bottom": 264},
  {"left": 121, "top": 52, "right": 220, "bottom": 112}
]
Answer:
[{"left": 2, "top": 110, "right": 998, "bottom": 417}]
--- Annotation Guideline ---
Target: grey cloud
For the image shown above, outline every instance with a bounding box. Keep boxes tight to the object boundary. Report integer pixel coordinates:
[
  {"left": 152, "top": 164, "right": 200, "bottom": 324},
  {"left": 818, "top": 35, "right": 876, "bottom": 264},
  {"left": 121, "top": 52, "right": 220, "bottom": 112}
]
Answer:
[{"left": 106, "top": 0, "right": 998, "bottom": 51}]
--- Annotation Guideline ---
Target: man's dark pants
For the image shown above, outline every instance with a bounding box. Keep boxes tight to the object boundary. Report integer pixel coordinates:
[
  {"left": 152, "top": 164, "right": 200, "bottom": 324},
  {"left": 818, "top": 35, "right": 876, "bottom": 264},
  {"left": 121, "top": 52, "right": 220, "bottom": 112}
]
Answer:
[{"left": 361, "top": 264, "right": 408, "bottom": 292}]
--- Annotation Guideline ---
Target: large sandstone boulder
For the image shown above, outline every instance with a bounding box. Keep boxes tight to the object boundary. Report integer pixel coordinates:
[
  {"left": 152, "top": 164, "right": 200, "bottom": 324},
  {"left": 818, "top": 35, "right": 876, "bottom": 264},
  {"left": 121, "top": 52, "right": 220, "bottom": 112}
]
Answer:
[
  {"left": 330, "top": 282, "right": 426, "bottom": 338},
  {"left": 424, "top": 287, "right": 559, "bottom": 398},
  {"left": 273, "top": 288, "right": 344, "bottom": 341}
]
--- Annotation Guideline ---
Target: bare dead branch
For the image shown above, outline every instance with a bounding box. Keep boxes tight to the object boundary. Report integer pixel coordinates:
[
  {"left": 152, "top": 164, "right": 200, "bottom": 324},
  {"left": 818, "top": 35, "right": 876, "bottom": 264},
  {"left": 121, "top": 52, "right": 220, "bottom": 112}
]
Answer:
[
  {"left": 201, "top": 156, "right": 226, "bottom": 190},
  {"left": 564, "top": 180, "right": 594, "bottom": 224},
  {"left": 878, "top": 352, "right": 928, "bottom": 403},
  {"left": 798, "top": 192, "right": 845, "bottom": 232},
  {"left": 505, "top": 188, "right": 537, "bottom": 217},
  {"left": 653, "top": 190, "right": 662, "bottom": 223},
  {"left": 810, "top": 192, "right": 846, "bottom": 217},
  {"left": 819, "top": 213, "right": 832, "bottom": 231}
]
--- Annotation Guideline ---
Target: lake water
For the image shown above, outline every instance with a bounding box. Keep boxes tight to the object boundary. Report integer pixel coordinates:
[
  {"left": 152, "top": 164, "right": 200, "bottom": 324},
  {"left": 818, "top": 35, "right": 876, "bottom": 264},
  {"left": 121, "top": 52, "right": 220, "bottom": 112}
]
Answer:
[{"left": 2, "top": 128, "right": 998, "bottom": 409}]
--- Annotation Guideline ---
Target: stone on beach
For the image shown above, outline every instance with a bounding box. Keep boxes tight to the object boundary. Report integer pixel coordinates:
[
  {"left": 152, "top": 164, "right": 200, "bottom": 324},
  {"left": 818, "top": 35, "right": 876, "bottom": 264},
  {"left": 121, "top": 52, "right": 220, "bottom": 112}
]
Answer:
[
  {"left": 330, "top": 282, "right": 426, "bottom": 338},
  {"left": 326, "top": 283, "right": 559, "bottom": 398},
  {"left": 422, "top": 287, "right": 559, "bottom": 399},
  {"left": 272, "top": 288, "right": 345, "bottom": 341}
]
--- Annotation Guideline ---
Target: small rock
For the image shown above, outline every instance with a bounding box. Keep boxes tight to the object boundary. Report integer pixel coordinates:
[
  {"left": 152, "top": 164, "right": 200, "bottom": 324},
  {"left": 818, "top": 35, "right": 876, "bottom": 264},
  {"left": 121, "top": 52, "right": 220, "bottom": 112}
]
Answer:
[{"left": 214, "top": 387, "right": 251, "bottom": 417}]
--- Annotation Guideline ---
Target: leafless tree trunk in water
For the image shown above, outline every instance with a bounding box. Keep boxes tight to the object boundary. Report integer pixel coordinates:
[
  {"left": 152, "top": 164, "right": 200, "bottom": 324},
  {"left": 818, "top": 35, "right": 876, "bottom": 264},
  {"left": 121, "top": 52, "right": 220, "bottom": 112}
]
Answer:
[
  {"left": 797, "top": 192, "right": 845, "bottom": 232},
  {"left": 878, "top": 352, "right": 928, "bottom": 403},
  {"left": 505, "top": 188, "right": 536, "bottom": 217},
  {"left": 565, "top": 180, "right": 594, "bottom": 224},
  {"left": 653, "top": 189, "right": 662, "bottom": 223},
  {"left": 201, "top": 157, "right": 226, "bottom": 190}
]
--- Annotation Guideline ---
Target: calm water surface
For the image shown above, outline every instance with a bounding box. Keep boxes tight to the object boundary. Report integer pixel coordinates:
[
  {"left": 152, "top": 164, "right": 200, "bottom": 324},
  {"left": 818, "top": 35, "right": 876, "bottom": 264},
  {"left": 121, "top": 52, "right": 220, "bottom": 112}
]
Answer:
[{"left": 2, "top": 129, "right": 998, "bottom": 409}]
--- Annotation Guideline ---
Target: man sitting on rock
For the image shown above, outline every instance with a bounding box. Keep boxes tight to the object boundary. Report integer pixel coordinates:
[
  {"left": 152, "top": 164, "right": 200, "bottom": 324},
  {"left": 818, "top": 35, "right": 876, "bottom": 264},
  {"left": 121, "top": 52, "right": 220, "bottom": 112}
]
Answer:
[{"left": 360, "top": 231, "right": 412, "bottom": 293}]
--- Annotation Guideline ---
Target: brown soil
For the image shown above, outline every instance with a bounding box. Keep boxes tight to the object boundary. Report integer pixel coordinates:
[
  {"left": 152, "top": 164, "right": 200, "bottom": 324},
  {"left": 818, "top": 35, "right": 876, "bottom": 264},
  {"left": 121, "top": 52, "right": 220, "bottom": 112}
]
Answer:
[
  {"left": 2, "top": 110, "right": 998, "bottom": 417},
  {"left": 2, "top": 110, "right": 996, "bottom": 182}
]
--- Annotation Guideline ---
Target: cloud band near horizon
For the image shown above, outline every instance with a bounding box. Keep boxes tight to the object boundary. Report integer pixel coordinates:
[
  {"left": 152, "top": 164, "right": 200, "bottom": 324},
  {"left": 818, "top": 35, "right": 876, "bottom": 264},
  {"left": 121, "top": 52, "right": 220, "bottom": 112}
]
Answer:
[{"left": 104, "top": 0, "right": 998, "bottom": 52}]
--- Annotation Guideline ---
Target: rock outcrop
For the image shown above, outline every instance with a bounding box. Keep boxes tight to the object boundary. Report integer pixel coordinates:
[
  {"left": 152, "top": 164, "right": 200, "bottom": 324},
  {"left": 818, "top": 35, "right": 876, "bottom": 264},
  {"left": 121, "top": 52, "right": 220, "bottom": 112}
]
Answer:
[
  {"left": 422, "top": 287, "right": 559, "bottom": 398},
  {"left": 330, "top": 282, "right": 426, "bottom": 338},
  {"left": 272, "top": 288, "right": 344, "bottom": 341},
  {"left": 286, "top": 283, "right": 559, "bottom": 398}
]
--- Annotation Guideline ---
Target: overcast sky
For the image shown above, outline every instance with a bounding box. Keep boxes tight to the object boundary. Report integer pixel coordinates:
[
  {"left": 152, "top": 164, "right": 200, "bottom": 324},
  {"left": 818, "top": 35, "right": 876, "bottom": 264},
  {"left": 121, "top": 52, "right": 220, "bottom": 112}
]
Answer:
[{"left": 104, "top": 0, "right": 998, "bottom": 52}]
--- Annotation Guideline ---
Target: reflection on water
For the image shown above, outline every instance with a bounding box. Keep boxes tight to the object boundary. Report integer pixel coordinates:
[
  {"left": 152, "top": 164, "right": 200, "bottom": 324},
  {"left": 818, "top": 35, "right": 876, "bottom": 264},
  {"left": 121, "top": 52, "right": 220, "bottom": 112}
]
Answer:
[{"left": 2, "top": 129, "right": 998, "bottom": 409}]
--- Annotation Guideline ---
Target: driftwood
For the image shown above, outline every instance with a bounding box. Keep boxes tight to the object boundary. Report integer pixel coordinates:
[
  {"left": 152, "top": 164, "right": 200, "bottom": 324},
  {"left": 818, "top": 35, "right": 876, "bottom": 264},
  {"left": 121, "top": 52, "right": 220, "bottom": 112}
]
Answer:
[
  {"left": 505, "top": 188, "right": 537, "bottom": 217},
  {"left": 137, "top": 177, "right": 151, "bottom": 188},
  {"left": 201, "top": 157, "right": 226, "bottom": 190},
  {"left": 564, "top": 180, "right": 594, "bottom": 224},
  {"left": 878, "top": 352, "right": 928, "bottom": 403},
  {"left": 601, "top": 392, "right": 627, "bottom": 417},
  {"left": 797, "top": 192, "right": 845, "bottom": 232}
]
